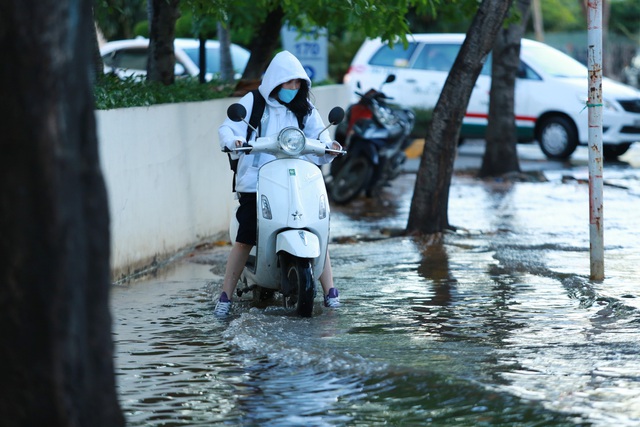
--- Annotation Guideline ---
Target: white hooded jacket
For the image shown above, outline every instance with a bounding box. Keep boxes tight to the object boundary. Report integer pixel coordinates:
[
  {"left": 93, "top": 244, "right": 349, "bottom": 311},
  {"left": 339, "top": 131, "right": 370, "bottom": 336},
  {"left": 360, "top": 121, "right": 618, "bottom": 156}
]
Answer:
[{"left": 218, "top": 51, "right": 335, "bottom": 193}]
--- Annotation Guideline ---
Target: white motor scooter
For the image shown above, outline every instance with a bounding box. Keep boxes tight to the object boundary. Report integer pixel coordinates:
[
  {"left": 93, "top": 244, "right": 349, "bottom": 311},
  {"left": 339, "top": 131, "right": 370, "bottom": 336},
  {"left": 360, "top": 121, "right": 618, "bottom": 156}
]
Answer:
[{"left": 224, "top": 103, "right": 345, "bottom": 317}]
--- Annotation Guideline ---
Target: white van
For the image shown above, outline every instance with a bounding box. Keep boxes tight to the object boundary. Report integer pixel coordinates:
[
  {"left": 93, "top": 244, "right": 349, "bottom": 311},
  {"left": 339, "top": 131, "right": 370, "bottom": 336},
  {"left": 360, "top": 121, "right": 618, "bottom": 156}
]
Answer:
[{"left": 344, "top": 33, "right": 640, "bottom": 160}]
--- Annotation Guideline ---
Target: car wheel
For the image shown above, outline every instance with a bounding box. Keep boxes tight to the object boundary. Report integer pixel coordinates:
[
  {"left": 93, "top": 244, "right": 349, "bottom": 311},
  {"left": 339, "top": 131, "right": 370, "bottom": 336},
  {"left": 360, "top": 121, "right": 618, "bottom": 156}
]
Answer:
[{"left": 537, "top": 116, "right": 578, "bottom": 160}]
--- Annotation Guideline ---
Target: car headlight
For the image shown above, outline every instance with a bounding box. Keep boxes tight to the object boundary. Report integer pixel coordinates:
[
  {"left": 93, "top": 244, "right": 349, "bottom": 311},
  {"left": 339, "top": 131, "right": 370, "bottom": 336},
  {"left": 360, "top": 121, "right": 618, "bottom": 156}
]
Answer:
[{"left": 278, "top": 127, "right": 306, "bottom": 156}]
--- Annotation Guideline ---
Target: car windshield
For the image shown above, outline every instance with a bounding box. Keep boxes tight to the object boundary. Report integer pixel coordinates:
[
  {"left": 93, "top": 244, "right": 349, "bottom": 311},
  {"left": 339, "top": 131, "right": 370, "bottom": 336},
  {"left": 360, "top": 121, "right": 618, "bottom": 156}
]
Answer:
[
  {"left": 183, "top": 45, "right": 250, "bottom": 74},
  {"left": 369, "top": 42, "right": 418, "bottom": 68},
  {"left": 524, "top": 44, "right": 587, "bottom": 78}
]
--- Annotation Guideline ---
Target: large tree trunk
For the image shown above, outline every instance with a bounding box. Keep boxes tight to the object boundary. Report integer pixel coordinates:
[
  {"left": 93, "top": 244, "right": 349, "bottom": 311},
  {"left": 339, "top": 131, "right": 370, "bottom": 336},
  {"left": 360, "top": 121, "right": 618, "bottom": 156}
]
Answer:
[
  {"left": 406, "top": 0, "right": 513, "bottom": 235},
  {"left": 147, "top": 0, "right": 180, "bottom": 85},
  {"left": 240, "top": 6, "right": 285, "bottom": 81},
  {"left": 0, "top": 1, "right": 124, "bottom": 426},
  {"left": 478, "top": 0, "right": 532, "bottom": 178}
]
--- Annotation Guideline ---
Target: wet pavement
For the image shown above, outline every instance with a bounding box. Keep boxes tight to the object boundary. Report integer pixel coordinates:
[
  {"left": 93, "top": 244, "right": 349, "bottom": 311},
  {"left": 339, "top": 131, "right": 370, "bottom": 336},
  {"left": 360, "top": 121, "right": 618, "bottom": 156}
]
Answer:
[{"left": 111, "top": 141, "right": 640, "bottom": 426}]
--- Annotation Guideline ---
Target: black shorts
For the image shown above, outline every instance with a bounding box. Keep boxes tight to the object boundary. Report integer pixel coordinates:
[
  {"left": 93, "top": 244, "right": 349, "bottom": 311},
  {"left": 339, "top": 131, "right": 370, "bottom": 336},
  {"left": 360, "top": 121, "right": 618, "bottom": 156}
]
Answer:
[{"left": 235, "top": 192, "right": 257, "bottom": 245}]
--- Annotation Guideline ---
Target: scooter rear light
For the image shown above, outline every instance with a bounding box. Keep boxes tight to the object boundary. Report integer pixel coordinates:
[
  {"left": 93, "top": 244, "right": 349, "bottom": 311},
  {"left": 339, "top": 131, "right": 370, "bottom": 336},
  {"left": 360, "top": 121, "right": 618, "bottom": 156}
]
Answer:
[
  {"left": 319, "top": 194, "right": 327, "bottom": 219},
  {"left": 261, "top": 195, "right": 272, "bottom": 219}
]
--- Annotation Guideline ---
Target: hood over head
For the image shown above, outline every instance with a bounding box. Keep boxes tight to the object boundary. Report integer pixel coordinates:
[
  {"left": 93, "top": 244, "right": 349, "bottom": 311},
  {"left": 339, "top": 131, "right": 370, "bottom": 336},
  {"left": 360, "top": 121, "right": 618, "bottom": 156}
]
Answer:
[{"left": 258, "top": 51, "right": 311, "bottom": 102}]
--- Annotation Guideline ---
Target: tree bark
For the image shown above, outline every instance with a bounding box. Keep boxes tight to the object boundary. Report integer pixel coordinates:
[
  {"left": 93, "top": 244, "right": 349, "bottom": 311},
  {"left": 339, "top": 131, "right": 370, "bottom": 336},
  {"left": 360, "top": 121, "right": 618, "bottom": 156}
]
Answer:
[
  {"left": 407, "top": 0, "right": 513, "bottom": 235},
  {"left": 147, "top": 0, "right": 181, "bottom": 85},
  {"left": 218, "top": 21, "right": 234, "bottom": 83},
  {"left": 0, "top": 1, "right": 124, "bottom": 426},
  {"left": 240, "top": 6, "right": 285, "bottom": 80},
  {"left": 478, "top": 0, "right": 532, "bottom": 178}
]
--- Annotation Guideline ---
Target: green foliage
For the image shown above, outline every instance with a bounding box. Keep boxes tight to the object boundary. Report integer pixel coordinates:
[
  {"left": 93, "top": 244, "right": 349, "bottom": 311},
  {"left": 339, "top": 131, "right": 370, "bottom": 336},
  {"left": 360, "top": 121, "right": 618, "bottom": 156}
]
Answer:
[
  {"left": 328, "top": 31, "right": 366, "bottom": 82},
  {"left": 133, "top": 20, "right": 148, "bottom": 37},
  {"left": 94, "top": 0, "right": 147, "bottom": 40},
  {"left": 93, "top": 74, "right": 235, "bottom": 110},
  {"left": 610, "top": 0, "right": 640, "bottom": 38},
  {"left": 408, "top": 1, "right": 475, "bottom": 34},
  {"left": 409, "top": 108, "right": 434, "bottom": 138},
  {"left": 537, "top": 0, "right": 583, "bottom": 32}
]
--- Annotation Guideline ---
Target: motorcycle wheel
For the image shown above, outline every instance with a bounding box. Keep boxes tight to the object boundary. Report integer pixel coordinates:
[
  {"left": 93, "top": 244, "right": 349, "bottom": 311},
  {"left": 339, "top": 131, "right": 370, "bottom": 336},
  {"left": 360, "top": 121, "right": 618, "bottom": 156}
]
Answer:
[
  {"left": 329, "top": 156, "right": 373, "bottom": 204},
  {"left": 282, "top": 256, "right": 315, "bottom": 317}
]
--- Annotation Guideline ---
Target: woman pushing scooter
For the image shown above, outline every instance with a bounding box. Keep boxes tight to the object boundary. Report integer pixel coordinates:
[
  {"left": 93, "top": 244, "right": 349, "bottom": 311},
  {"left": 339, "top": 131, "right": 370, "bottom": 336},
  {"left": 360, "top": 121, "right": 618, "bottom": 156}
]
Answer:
[{"left": 215, "top": 51, "right": 343, "bottom": 317}]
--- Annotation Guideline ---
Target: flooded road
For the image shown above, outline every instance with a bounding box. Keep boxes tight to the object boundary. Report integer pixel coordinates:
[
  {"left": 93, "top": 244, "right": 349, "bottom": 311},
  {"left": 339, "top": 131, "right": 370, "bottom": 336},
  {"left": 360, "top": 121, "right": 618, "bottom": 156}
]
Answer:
[{"left": 111, "top": 143, "right": 640, "bottom": 426}]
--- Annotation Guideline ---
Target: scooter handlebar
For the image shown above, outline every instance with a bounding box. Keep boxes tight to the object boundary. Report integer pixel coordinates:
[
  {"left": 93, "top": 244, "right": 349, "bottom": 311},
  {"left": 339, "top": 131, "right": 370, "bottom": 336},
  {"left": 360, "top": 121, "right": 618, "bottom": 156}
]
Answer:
[
  {"left": 325, "top": 147, "right": 347, "bottom": 156},
  {"left": 222, "top": 143, "right": 253, "bottom": 154}
]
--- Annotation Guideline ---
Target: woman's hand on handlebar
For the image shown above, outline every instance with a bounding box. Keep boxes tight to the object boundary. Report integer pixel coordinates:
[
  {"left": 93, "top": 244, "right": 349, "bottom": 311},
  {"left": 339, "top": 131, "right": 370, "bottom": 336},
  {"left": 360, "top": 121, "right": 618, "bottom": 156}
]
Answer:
[{"left": 327, "top": 140, "right": 346, "bottom": 156}]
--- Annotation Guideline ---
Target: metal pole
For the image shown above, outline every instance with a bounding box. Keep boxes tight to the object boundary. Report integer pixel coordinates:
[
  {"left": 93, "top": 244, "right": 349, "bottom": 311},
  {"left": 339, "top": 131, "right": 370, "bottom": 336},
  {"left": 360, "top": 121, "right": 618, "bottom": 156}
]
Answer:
[{"left": 587, "top": 0, "right": 604, "bottom": 280}]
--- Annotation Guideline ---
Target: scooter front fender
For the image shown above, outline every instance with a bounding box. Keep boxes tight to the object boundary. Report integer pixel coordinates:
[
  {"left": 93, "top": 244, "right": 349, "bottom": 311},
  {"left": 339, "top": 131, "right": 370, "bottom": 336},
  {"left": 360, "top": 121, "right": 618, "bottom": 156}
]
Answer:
[{"left": 276, "top": 230, "right": 320, "bottom": 259}]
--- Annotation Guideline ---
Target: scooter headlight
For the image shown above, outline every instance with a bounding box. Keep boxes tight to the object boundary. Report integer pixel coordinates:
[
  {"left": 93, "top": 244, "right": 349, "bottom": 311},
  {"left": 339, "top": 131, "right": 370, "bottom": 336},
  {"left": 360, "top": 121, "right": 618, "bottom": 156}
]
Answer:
[{"left": 278, "top": 127, "right": 306, "bottom": 156}]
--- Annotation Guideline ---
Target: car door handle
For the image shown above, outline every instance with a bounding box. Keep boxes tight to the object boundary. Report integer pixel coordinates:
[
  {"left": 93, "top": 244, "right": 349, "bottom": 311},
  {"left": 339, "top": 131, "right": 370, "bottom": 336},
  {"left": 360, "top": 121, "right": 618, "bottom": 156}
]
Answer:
[{"left": 406, "top": 78, "right": 417, "bottom": 84}]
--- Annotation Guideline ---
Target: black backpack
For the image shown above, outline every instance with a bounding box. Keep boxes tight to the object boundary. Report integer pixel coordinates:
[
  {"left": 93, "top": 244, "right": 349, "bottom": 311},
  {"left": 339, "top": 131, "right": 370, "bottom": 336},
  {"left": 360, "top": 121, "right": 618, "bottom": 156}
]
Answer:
[{"left": 227, "top": 89, "right": 306, "bottom": 191}]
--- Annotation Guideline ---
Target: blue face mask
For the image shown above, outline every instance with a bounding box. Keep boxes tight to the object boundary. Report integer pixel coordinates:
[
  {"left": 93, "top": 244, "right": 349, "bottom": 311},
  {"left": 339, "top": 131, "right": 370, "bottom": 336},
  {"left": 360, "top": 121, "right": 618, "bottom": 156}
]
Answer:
[{"left": 278, "top": 88, "right": 299, "bottom": 103}]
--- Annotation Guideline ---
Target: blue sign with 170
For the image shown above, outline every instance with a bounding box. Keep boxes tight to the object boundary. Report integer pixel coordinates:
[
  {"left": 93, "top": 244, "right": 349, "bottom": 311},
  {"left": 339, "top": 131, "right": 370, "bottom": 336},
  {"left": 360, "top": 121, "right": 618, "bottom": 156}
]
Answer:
[{"left": 281, "top": 24, "right": 328, "bottom": 82}]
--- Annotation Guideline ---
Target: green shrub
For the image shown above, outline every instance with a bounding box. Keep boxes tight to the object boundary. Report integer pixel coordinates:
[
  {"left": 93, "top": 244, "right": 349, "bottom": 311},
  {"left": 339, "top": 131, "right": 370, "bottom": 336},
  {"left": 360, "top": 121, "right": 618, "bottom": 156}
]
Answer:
[
  {"left": 410, "top": 108, "right": 433, "bottom": 138},
  {"left": 94, "top": 74, "right": 235, "bottom": 110}
]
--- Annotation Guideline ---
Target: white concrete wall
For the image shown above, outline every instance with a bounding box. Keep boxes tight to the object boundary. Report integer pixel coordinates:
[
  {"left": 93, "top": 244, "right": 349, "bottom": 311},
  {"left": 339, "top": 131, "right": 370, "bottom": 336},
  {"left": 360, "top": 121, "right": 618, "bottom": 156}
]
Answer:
[{"left": 96, "top": 84, "right": 349, "bottom": 281}]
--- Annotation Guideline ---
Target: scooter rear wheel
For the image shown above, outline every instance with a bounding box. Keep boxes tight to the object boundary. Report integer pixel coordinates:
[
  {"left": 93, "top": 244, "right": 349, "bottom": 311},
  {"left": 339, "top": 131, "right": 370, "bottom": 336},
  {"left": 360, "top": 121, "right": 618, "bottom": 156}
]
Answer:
[
  {"left": 282, "top": 257, "right": 315, "bottom": 317},
  {"left": 329, "top": 155, "right": 372, "bottom": 204}
]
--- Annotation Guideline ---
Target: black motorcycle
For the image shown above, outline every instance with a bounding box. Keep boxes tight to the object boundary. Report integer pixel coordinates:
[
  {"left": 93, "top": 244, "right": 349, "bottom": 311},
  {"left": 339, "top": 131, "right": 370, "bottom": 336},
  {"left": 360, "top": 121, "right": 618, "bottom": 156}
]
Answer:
[{"left": 328, "top": 75, "right": 415, "bottom": 204}]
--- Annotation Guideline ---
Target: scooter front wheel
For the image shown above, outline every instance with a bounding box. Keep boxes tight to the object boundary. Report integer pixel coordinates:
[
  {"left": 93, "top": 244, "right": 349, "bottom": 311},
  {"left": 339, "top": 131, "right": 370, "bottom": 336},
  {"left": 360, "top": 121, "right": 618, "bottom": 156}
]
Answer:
[
  {"left": 282, "top": 256, "right": 315, "bottom": 317},
  {"left": 329, "top": 155, "right": 373, "bottom": 204}
]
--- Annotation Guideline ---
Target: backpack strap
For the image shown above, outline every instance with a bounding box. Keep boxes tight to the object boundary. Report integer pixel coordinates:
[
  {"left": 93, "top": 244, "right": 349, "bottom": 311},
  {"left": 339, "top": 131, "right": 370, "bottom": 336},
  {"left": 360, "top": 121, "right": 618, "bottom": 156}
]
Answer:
[{"left": 246, "top": 89, "right": 266, "bottom": 141}]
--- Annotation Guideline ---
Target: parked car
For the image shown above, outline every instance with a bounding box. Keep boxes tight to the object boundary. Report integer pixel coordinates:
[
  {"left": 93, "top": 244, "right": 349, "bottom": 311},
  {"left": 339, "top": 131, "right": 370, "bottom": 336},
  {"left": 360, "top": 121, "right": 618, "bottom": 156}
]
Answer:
[
  {"left": 100, "top": 37, "right": 250, "bottom": 81},
  {"left": 344, "top": 33, "right": 640, "bottom": 159}
]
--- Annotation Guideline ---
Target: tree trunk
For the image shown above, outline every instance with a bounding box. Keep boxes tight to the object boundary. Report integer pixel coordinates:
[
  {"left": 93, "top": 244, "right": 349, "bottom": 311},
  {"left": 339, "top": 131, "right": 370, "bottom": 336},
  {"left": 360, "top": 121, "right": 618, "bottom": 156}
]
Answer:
[
  {"left": 240, "top": 6, "right": 285, "bottom": 80},
  {"left": 147, "top": 0, "right": 180, "bottom": 85},
  {"left": 478, "top": 0, "right": 532, "bottom": 178},
  {"left": 218, "top": 21, "right": 234, "bottom": 83},
  {"left": 199, "top": 34, "right": 207, "bottom": 84},
  {"left": 406, "top": 0, "right": 513, "bottom": 235},
  {"left": 0, "top": 1, "right": 124, "bottom": 426},
  {"left": 92, "top": 9, "right": 105, "bottom": 83}
]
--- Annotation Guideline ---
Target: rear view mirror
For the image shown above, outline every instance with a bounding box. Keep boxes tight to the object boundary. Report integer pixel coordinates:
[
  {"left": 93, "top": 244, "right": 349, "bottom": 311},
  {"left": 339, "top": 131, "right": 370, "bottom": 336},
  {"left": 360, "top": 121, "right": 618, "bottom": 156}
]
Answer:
[
  {"left": 328, "top": 107, "right": 345, "bottom": 125},
  {"left": 227, "top": 104, "right": 247, "bottom": 122}
]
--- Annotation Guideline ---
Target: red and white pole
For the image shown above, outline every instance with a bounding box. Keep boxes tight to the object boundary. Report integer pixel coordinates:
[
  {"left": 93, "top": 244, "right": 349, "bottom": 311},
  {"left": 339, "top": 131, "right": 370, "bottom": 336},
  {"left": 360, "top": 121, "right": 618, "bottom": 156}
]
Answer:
[{"left": 587, "top": 0, "right": 604, "bottom": 280}]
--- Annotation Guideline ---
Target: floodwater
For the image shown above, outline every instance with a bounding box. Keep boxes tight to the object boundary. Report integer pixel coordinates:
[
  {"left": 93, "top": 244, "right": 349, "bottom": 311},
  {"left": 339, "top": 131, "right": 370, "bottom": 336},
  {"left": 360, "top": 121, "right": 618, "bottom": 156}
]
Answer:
[{"left": 111, "top": 143, "right": 640, "bottom": 426}]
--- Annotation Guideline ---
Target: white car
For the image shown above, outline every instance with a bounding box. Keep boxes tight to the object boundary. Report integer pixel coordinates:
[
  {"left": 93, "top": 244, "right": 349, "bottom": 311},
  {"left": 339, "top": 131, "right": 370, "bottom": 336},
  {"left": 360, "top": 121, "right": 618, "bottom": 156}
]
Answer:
[
  {"left": 344, "top": 33, "right": 640, "bottom": 159},
  {"left": 100, "top": 37, "right": 250, "bottom": 82}
]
